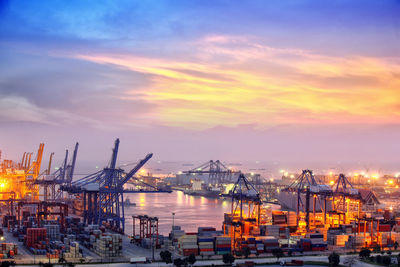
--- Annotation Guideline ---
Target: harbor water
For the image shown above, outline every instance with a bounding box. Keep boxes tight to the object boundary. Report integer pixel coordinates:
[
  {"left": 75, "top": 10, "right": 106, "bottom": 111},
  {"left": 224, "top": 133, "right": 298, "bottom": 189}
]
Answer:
[{"left": 123, "top": 191, "right": 231, "bottom": 235}]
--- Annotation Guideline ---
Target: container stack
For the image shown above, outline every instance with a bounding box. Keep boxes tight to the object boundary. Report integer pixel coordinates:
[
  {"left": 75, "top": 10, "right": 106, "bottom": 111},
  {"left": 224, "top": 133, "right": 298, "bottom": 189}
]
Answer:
[
  {"left": 379, "top": 224, "right": 391, "bottom": 232},
  {"left": 250, "top": 226, "right": 260, "bottom": 236},
  {"left": 335, "top": 235, "right": 349, "bottom": 246},
  {"left": 44, "top": 224, "right": 60, "bottom": 241},
  {"left": 178, "top": 234, "right": 198, "bottom": 256},
  {"left": 215, "top": 236, "right": 231, "bottom": 255},
  {"left": 272, "top": 212, "right": 287, "bottom": 225},
  {"left": 341, "top": 225, "right": 353, "bottom": 235},
  {"left": 327, "top": 228, "right": 343, "bottom": 245},
  {"left": 93, "top": 234, "right": 122, "bottom": 257},
  {"left": 379, "top": 233, "right": 389, "bottom": 247},
  {"left": 172, "top": 226, "right": 185, "bottom": 243},
  {"left": 265, "top": 225, "right": 280, "bottom": 238},
  {"left": 317, "top": 228, "right": 328, "bottom": 241},
  {"left": 255, "top": 239, "right": 264, "bottom": 254},
  {"left": 247, "top": 237, "right": 257, "bottom": 254},
  {"left": 198, "top": 227, "right": 217, "bottom": 235},
  {"left": 0, "top": 243, "right": 18, "bottom": 258},
  {"left": 63, "top": 234, "right": 77, "bottom": 246},
  {"left": 279, "top": 227, "right": 288, "bottom": 239},
  {"left": 307, "top": 233, "right": 327, "bottom": 251},
  {"left": 25, "top": 228, "right": 47, "bottom": 248},
  {"left": 350, "top": 234, "right": 369, "bottom": 248},
  {"left": 299, "top": 238, "right": 311, "bottom": 251},
  {"left": 46, "top": 249, "right": 60, "bottom": 259},
  {"left": 198, "top": 235, "right": 214, "bottom": 256},
  {"left": 63, "top": 242, "right": 82, "bottom": 259},
  {"left": 391, "top": 232, "right": 400, "bottom": 243},
  {"left": 259, "top": 236, "right": 279, "bottom": 252},
  {"left": 286, "top": 212, "right": 297, "bottom": 226}
]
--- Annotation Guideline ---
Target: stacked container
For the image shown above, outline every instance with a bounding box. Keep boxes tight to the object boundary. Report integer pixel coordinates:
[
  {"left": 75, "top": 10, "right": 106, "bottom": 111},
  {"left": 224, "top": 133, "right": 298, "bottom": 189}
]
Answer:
[
  {"left": 265, "top": 225, "right": 280, "bottom": 238},
  {"left": 178, "top": 234, "right": 198, "bottom": 256},
  {"left": 92, "top": 234, "right": 122, "bottom": 257},
  {"left": 307, "top": 233, "right": 327, "bottom": 251},
  {"left": 259, "top": 236, "right": 279, "bottom": 252},
  {"left": 215, "top": 236, "right": 231, "bottom": 255},
  {"left": 44, "top": 224, "right": 60, "bottom": 241},
  {"left": 327, "top": 227, "right": 343, "bottom": 245},
  {"left": 352, "top": 234, "right": 369, "bottom": 248},
  {"left": 272, "top": 212, "right": 287, "bottom": 225},
  {"left": 172, "top": 226, "right": 185, "bottom": 243},
  {"left": 255, "top": 239, "right": 264, "bottom": 254},
  {"left": 247, "top": 237, "right": 257, "bottom": 254},
  {"left": 335, "top": 235, "right": 349, "bottom": 246},
  {"left": 391, "top": 232, "right": 400, "bottom": 243},
  {"left": 299, "top": 238, "right": 311, "bottom": 251},
  {"left": 46, "top": 249, "right": 60, "bottom": 259},
  {"left": 287, "top": 212, "right": 297, "bottom": 227},
  {"left": 63, "top": 242, "right": 83, "bottom": 259},
  {"left": 0, "top": 243, "right": 18, "bottom": 257},
  {"left": 198, "top": 235, "right": 214, "bottom": 256},
  {"left": 25, "top": 228, "right": 47, "bottom": 248}
]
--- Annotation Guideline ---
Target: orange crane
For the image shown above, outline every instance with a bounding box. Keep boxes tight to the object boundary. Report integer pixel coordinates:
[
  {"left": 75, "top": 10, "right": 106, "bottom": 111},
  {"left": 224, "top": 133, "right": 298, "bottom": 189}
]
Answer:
[{"left": 0, "top": 143, "right": 45, "bottom": 200}]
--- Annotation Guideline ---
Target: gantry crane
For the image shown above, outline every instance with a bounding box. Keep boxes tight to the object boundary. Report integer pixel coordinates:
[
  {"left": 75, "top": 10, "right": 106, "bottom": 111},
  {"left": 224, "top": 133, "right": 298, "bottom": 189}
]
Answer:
[
  {"left": 61, "top": 138, "right": 171, "bottom": 233},
  {"left": 223, "top": 173, "right": 262, "bottom": 252},
  {"left": 331, "top": 173, "right": 363, "bottom": 224},
  {"left": 282, "top": 170, "right": 333, "bottom": 231},
  {"left": 36, "top": 143, "right": 79, "bottom": 201},
  {"left": 184, "top": 160, "right": 239, "bottom": 185}
]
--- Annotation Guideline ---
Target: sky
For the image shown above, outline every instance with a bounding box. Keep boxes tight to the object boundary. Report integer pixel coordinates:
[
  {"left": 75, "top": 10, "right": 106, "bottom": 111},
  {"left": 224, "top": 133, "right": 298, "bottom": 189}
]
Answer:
[{"left": 0, "top": 0, "right": 399, "bottom": 170}]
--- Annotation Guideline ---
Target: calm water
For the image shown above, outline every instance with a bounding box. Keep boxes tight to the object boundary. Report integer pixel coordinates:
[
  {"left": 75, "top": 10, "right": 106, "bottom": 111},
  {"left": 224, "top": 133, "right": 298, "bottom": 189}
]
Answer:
[{"left": 123, "top": 191, "right": 231, "bottom": 236}]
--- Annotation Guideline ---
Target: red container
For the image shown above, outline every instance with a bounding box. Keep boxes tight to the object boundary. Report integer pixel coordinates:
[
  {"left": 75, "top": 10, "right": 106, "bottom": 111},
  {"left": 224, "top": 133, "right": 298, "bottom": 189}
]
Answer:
[{"left": 379, "top": 225, "right": 391, "bottom": 232}]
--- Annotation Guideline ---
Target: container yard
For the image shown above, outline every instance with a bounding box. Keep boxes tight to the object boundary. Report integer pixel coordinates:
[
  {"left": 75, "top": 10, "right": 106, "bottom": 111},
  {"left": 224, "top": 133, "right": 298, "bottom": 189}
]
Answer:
[{"left": 1, "top": 140, "right": 400, "bottom": 265}]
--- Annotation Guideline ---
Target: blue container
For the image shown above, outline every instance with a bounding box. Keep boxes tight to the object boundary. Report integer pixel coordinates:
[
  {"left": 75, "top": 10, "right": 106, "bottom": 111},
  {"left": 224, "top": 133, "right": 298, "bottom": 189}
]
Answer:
[{"left": 216, "top": 247, "right": 231, "bottom": 251}]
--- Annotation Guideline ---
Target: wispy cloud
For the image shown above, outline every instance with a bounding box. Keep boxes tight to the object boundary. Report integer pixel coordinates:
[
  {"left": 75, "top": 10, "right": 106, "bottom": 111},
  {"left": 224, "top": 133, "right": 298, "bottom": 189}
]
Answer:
[{"left": 73, "top": 35, "right": 400, "bottom": 129}]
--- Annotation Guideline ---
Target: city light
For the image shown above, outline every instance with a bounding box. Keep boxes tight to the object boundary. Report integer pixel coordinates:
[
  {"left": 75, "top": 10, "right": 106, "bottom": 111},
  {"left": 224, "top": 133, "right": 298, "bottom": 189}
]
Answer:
[{"left": 371, "top": 174, "right": 379, "bottom": 179}]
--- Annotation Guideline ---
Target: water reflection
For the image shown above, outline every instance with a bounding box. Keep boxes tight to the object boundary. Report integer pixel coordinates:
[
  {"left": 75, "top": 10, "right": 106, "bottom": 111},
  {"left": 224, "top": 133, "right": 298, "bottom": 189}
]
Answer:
[{"left": 124, "top": 191, "right": 231, "bottom": 235}]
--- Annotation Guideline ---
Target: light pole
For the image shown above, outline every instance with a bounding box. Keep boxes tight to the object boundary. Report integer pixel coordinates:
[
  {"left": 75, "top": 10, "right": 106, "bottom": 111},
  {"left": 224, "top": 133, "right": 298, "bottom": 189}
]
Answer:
[{"left": 172, "top": 212, "right": 175, "bottom": 245}]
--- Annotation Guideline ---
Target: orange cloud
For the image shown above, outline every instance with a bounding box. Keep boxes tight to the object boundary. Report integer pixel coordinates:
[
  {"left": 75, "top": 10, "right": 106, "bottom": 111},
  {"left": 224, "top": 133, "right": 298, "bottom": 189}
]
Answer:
[{"left": 74, "top": 35, "right": 400, "bottom": 129}]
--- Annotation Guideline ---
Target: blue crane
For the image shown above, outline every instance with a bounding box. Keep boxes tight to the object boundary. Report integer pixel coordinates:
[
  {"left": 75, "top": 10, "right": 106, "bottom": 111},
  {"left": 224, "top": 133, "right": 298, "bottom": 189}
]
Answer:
[
  {"left": 184, "top": 160, "right": 239, "bottom": 185},
  {"left": 36, "top": 142, "right": 79, "bottom": 201},
  {"left": 61, "top": 138, "right": 171, "bottom": 233}
]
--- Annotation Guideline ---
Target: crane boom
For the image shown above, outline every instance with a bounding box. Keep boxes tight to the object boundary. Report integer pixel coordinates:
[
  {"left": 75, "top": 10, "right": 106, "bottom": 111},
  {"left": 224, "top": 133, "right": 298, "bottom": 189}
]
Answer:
[{"left": 120, "top": 153, "right": 153, "bottom": 187}]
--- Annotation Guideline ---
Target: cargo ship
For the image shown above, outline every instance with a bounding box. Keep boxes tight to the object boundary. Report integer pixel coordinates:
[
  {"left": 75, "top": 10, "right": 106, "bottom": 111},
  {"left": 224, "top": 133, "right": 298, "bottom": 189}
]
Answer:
[
  {"left": 185, "top": 187, "right": 221, "bottom": 198},
  {"left": 184, "top": 179, "right": 222, "bottom": 198}
]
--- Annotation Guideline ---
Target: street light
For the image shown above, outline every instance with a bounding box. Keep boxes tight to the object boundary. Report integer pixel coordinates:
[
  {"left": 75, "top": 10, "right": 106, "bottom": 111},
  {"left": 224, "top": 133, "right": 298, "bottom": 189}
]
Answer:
[{"left": 172, "top": 212, "right": 175, "bottom": 245}]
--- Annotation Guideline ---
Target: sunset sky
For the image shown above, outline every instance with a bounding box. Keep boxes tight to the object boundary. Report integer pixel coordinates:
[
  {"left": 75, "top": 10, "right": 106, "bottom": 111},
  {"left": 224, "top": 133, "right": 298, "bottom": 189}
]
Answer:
[{"left": 0, "top": 0, "right": 399, "bottom": 167}]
